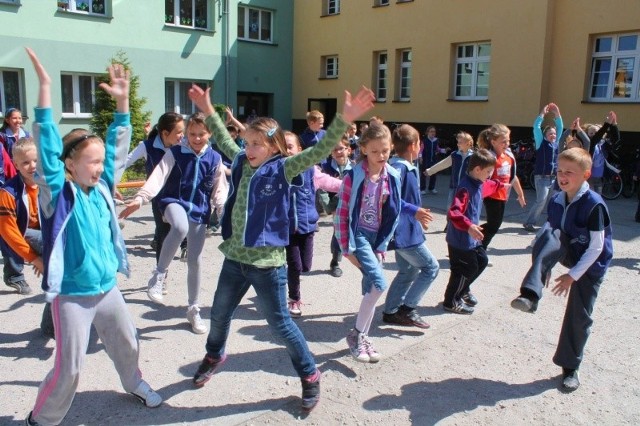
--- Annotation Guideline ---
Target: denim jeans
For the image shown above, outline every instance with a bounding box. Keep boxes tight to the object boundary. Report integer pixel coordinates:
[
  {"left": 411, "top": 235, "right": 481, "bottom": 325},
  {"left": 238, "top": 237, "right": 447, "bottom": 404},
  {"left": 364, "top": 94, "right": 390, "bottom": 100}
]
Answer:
[
  {"left": 525, "top": 175, "right": 554, "bottom": 226},
  {"left": 3, "top": 228, "right": 43, "bottom": 284},
  {"left": 384, "top": 243, "right": 439, "bottom": 314},
  {"left": 353, "top": 228, "right": 388, "bottom": 295},
  {"left": 205, "top": 258, "right": 316, "bottom": 378}
]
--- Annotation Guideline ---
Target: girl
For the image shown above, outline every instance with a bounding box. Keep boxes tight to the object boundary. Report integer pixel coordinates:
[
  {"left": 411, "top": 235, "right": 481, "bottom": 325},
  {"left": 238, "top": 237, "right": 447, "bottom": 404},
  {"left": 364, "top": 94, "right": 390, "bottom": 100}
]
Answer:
[
  {"left": 284, "top": 131, "right": 342, "bottom": 317},
  {"left": 334, "top": 124, "right": 429, "bottom": 363},
  {"left": 121, "top": 112, "right": 185, "bottom": 264},
  {"left": 523, "top": 103, "right": 563, "bottom": 232},
  {"left": 477, "top": 124, "right": 526, "bottom": 250},
  {"left": 25, "top": 48, "right": 161, "bottom": 426},
  {"left": 586, "top": 111, "right": 620, "bottom": 195},
  {"left": 119, "top": 113, "right": 227, "bottom": 334},
  {"left": 0, "top": 107, "right": 30, "bottom": 157},
  {"left": 188, "top": 84, "right": 375, "bottom": 412}
]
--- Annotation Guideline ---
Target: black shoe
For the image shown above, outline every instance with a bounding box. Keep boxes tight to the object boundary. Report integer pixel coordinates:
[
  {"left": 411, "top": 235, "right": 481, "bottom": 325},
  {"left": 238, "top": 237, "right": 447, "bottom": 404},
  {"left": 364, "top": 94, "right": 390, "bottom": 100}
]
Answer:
[
  {"left": 25, "top": 411, "right": 39, "bottom": 425},
  {"left": 443, "top": 301, "right": 474, "bottom": 315},
  {"left": 329, "top": 263, "right": 343, "bottom": 277},
  {"left": 301, "top": 370, "right": 321, "bottom": 412},
  {"left": 461, "top": 292, "right": 478, "bottom": 307},
  {"left": 193, "top": 354, "right": 227, "bottom": 387},
  {"left": 382, "top": 307, "right": 430, "bottom": 329},
  {"left": 150, "top": 238, "right": 157, "bottom": 251},
  {"left": 511, "top": 296, "right": 538, "bottom": 313},
  {"left": 561, "top": 368, "right": 580, "bottom": 391},
  {"left": 6, "top": 280, "right": 32, "bottom": 295}
]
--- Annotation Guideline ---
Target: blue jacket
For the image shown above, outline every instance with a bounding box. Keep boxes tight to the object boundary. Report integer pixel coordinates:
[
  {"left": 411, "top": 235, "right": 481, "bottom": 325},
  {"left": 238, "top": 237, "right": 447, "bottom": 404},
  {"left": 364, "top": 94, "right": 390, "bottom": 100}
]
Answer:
[
  {"left": 388, "top": 157, "right": 425, "bottom": 249},
  {"left": 222, "top": 152, "right": 302, "bottom": 247},
  {"left": 446, "top": 173, "right": 484, "bottom": 250},
  {"left": 0, "top": 174, "right": 36, "bottom": 262},
  {"left": 534, "top": 139, "right": 557, "bottom": 175},
  {"left": 449, "top": 150, "right": 473, "bottom": 189},
  {"left": 143, "top": 136, "right": 170, "bottom": 177},
  {"left": 289, "top": 167, "right": 319, "bottom": 234},
  {"left": 547, "top": 183, "right": 613, "bottom": 279},
  {"left": 300, "top": 128, "right": 326, "bottom": 150}
]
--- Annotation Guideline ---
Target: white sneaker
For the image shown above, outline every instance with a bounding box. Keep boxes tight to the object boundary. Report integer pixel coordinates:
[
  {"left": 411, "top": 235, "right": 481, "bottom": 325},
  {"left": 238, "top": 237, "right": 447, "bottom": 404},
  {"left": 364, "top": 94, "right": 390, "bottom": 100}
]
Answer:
[
  {"left": 131, "top": 380, "right": 162, "bottom": 408},
  {"left": 430, "top": 189, "right": 438, "bottom": 194},
  {"left": 187, "top": 305, "right": 208, "bottom": 334},
  {"left": 147, "top": 270, "right": 165, "bottom": 304}
]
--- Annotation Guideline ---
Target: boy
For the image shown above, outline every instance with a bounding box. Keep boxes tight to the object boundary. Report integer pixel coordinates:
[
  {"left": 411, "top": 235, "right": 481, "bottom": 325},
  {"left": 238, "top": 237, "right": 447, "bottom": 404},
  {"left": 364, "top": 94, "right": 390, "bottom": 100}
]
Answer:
[
  {"left": 443, "top": 149, "right": 505, "bottom": 314},
  {"left": 511, "top": 147, "right": 612, "bottom": 391},
  {"left": 299, "top": 110, "right": 326, "bottom": 150},
  {"left": 382, "top": 125, "right": 438, "bottom": 329}
]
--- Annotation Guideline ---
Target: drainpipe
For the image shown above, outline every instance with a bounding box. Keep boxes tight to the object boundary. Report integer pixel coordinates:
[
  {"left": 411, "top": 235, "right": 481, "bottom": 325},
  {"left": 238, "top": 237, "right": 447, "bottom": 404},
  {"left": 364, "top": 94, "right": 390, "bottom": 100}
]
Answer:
[{"left": 223, "top": 0, "right": 230, "bottom": 106}]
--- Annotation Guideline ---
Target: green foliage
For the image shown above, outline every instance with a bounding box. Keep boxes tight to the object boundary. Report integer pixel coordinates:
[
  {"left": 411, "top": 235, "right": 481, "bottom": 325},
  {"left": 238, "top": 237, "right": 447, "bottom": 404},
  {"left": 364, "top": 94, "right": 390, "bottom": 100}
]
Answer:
[{"left": 90, "top": 51, "right": 151, "bottom": 178}]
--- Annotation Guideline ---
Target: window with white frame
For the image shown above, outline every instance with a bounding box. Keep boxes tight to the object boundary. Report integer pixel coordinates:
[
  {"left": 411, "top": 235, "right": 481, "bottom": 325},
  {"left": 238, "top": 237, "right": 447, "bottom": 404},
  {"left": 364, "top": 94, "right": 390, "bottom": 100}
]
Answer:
[
  {"left": 238, "top": 5, "right": 273, "bottom": 43},
  {"left": 324, "top": 0, "right": 340, "bottom": 15},
  {"left": 375, "top": 52, "right": 388, "bottom": 101},
  {"left": 165, "top": 80, "right": 209, "bottom": 116},
  {"left": 453, "top": 42, "right": 491, "bottom": 99},
  {"left": 57, "top": 0, "right": 106, "bottom": 15},
  {"left": 322, "top": 56, "right": 339, "bottom": 79},
  {"left": 0, "top": 69, "right": 24, "bottom": 114},
  {"left": 61, "top": 73, "right": 98, "bottom": 117},
  {"left": 398, "top": 49, "right": 412, "bottom": 100},
  {"left": 165, "top": 0, "right": 209, "bottom": 30},
  {"left": 589, "top": 33, "right": 639, "bottom": 102},
  {"left": 374, "top": 0, "right": 389, "bottom": 6}
]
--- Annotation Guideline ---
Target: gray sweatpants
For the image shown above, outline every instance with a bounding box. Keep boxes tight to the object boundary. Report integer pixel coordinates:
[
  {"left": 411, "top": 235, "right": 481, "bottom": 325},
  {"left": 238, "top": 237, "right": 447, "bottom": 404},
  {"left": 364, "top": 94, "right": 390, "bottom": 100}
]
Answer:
[
  {"left": 158, "top": 203, "right": 207, "bottom": 307},
  {"left": 31, "top": 287, "right": 142, "bottom": 425}
]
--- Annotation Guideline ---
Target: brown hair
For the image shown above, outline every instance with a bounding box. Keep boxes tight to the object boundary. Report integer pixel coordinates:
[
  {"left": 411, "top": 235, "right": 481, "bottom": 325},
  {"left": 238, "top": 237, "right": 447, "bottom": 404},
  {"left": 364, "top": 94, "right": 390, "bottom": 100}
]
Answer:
[
  {"left": 284, "top": 130, "right": 301, "bottom": 155},
  {"left": 558, "top": 147, "right": 592, "bottom": 172},
  {"left": 186, "top": 112, "right": 208, "bottom": 130},
  {"left": 306, "top": 110, "right": 324, "bottom": 123},
  {"left": 246, "top": 117, "right": 287, "bottom": 157},
  {"left": 61, "top": 129, "right": 103, "bottom": 160},
  {"left": 477, "top": 123, "right": 510, "bottom": 150},
  {"left": 392, "top": 124, "right": 419, "bottom": 155},
  {"left": 12, "top": 137, "right": 36, "bottom": 159},
  {"left": 357, "top": 123, "right": 391, "bottom": 162},
  {"left": 468, "top": 148, "right": 497, "bottom": 171}
]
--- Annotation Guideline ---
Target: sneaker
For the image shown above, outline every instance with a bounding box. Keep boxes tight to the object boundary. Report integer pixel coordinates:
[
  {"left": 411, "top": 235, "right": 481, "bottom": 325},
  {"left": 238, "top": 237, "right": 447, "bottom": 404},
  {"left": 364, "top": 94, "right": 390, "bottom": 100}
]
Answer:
[
  {"left": 288, "top": 299, "right": 302, "bottom": 317},
  {"left": 147, "top": 270, "right": 166, "bottom": 304},
  {"left": 523, "top": 223, "right": 536, "bottom": 232},
  {"left": 193, "top": 354, "right": 227, "bottom": 387},
  {"left": 420, "top": 189, "right": 428, "bottom": 195},
  {"left": 180, "top": 247, "right": 188, "bottom": 262},
  {"left": 511, "top": 296, "right": 538, "bottom": 313},
  {"left": 487, "top": 261, "right": 494, "bottom": 267},
  {"left": 187, "top": 305, "right": 208, "bottom": 334},
  {"left": 361, "top": 334, "right": 381, "bottom": 363},
  {"left": 329, "top": 262, "right": 343, "bottom": 278},
  {"left": 301, "top": 370, "right": 321, "bottom": 412},
  {"left": 150, "top": 238, "right": 157, "bottom": 251},
  {"left": 443, "top": 300, "right": 474, "bottom": 315},
  {"left": 561, "top": 368, "right": 580, "bottom": 391},
  {"left": 25, "top": 411, "right": 39, "bottom": 425},
  {"left": 346, "top": 329, "right": 370, "bottom": 363},
  {"left": 130, "top": 380, "right": 163, "bottom": 408},
  {"left": 430, "top": 189, "right": 438, "bottom": 194},
  {"left": 6, "top": 280, "right": 32, "bottom": 295},
  {"left": 382, "top": 307, "right": 430, "bottom": 329},
  {"left": 461, "top": 292, "right": 478, "bottom": 307},
  {"left": 162, "top": 269, "right": 169, "bottom": 295}
]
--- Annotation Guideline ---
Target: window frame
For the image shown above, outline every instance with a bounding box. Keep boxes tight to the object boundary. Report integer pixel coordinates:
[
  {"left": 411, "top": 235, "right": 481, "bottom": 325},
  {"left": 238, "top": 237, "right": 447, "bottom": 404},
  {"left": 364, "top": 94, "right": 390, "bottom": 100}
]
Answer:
[
  {"left": 375, "top": 51, "right": 388, "bottom": 102},
  {"left": 164, "top": 0, "right": 210, "bottom": 30},
  {"left": 60, "top": 73, "right": 99, "bottom": 119},
  {"left": 397, "top": 49, "right": 412, "bottom": 101},
  {"left": 238, "top": 5, "right": 274, "bottom": 44},
  {"left": 321, "top": 55, "right": 339, "bottom": 79},
  {"left": 374, "top": 0, "right": 389, "bottom": 6},
  {"left": 323, "top": 0, "right": 340, "bottom": 16},
  {"left": 452, "top": 42, "right": 491, "bottom": 100},
  {"left": 165, "top": 79, "right": 210, "bottom": 117},
  {"left": 0, "top": 69, "right": 26, "bottom": 115},
  {"left": 57, "top": 0, "right": 107, "bottom": 16},
  {"left": 588, "top": 33, "right": 640, "bottom": 102}
]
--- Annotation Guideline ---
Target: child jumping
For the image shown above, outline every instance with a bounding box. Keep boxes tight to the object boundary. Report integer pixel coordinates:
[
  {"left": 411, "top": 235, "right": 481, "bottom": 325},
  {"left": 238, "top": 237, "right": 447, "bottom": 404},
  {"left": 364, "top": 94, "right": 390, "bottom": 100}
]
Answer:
[
  {"left": 25, "top": 48, "right": 161, "bottom": 426},
  {"left": 188, "top": 84, "right": 375, "bottom": 412},
  {"left": 511, "top": 147, "right": 613, "bottom": 391}
]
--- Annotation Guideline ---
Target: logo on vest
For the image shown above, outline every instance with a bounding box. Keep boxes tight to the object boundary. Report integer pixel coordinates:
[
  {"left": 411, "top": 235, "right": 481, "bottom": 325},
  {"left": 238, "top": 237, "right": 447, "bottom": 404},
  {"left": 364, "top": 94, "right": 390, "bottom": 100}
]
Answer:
[{"left": 260, "top": 184, "right": 277, "bottom": 197}]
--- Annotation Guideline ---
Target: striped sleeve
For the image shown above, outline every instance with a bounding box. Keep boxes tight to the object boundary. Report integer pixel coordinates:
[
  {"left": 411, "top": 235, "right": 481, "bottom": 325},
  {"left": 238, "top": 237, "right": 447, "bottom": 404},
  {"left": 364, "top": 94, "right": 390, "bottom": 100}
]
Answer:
[{"left": 333, "top": 173, "right": 353, "bottom": 255}]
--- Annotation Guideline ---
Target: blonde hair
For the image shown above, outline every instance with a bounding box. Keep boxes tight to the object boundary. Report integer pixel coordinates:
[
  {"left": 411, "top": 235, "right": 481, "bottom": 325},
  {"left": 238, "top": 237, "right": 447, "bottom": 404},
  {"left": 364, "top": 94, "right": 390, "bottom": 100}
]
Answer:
[
  {"left": 558, "top": 147, "right": 592, "bottom": 172},
  {"left": 12, "top": 137, "right": 36, "bottom": 159},
  {"left": 357, "top": 123, "right": 391, "bottom": 162},
  {"left": 456, "top": 131, "right": 474, "bottom": 148},
  {"left": 306, "top": 110, "right": 324, "bottom": 123},
  {"left": 284, "top": 130, "right": 301, "bottom": 154},
  {"left": 477, "top": 124, "right": 510, "bottom": 150},
  {"left": 392, "top": 124, "right": 419, "bottom": 155},
  {"left": 246, "top": 117, "right": 287, "bottom": 157}
]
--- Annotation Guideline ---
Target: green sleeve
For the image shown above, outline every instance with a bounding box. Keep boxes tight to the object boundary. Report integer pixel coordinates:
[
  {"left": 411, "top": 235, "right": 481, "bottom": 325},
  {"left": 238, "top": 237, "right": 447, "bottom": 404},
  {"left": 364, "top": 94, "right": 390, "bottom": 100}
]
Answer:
[{"left": 205, "top": 113, "right": 241, "bottom": 161}]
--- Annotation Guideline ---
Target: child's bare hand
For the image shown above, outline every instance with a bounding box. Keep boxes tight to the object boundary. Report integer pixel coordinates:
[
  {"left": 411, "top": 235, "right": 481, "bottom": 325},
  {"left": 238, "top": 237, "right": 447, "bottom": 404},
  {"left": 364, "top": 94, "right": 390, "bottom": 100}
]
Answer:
[
  {"left": 415, "top": 207, "right": 433, "bottom": 227},
  {"left": 188, "top": 85, "right": 215, "bottom": 116},
  {"left": 346, "top": 254, "right": 361, "bottom": 270},
  {"left": 31, "top": 257, "right": 44, "bottom": 277},
  {"left": 468, "top": 224, "right": 484, "bottom": 241},
  {"left": 342, "top": 86, "right": 375, "bottom": 124},
  {"left": 552, "top": 273, "right": 574, "bottom": 297},
  {"left": 517, "top": 193, "right": 526, "bottom": 208},
  {"left": 118, "top": 199, "right": 142, "bottom": 220},
  {"left": 143, "top": 121, "right": 152, "bottom": 136},
  {"left": 225, "top": 106, "right": 235, "bottom": 123},
  {"left": 25, "top": 47, "right": 51, "bottom": 108},
  {"left": 99, "top": 64, "right": 130, "bottom": 113}
]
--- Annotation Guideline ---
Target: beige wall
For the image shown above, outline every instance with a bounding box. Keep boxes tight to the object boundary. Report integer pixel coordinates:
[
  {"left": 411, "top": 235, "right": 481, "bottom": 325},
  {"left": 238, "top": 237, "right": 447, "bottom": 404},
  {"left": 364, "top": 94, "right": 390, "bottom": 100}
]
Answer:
[{"left": 293, "top": 0, "right": 640, "bottom": 132}]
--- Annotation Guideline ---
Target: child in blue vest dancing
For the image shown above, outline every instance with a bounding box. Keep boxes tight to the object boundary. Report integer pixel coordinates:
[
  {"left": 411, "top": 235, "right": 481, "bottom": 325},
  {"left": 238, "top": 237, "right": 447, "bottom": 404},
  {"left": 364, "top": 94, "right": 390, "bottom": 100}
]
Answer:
[
  {"left": 188, "top": 84, "right": 375, "bottom": 412},
  {"left": 120, "top": 113, "right": 227, "bottom": 334},
  {"left": 25, "top": 48, "right": 161, "bottom": 426},
  {"left": 334, "top": 124, "right": 431, "bottom": 363}
]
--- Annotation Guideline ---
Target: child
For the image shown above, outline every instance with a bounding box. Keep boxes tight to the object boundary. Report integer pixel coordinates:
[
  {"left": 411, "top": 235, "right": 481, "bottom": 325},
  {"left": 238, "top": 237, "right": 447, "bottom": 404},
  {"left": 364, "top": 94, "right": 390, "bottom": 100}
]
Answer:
[
  {"left": 0, "top": 107, "right": 30, "bottom": 158},
  {"left": 444, "top": 148, "right": 507, "bottom": 314},
  {"left": 421, "top": 126, "right": 448, "bottom": 194},
  {"left": 477, "top": 124, "right": 526, "bottom": 250},
  {"left": 119, "top": 112, "right": 227, "bottom": 334},
  {"left": 511, "top": 148, "right": 613, "bottom": 391},
  {"left": 586, "top": 111, "right": 620, "bottom": 195},
  {"left": 382, "top": 124, "right": 438, "bottom": 329},
  {"left": 284, "top": 131, "right": 342, "bottom": 317},
  {"left": 188, "top": 84, "right": 375, "bottom": 412},
  {"left": 320, "top": 135, "right": 354, "bottom": 277},
  {"left": 334, "top": 123, "right": 430, "bottom": 363},
  {"left": 299, "top": 109, "right": 326, "bottom": 149},
  {"left": 523, "top": 103, "right": 563, "bottom": 232},
  {"left": 25, "top": 48, "right": 161, "bottom": 426}
]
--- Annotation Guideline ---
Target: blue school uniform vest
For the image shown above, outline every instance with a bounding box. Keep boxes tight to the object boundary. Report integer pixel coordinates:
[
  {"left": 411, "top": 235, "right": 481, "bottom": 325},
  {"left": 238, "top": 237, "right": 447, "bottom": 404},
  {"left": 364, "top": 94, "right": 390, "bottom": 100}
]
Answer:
[
  {"left": 388, "top": 157, "right": 425, "bottom": 249},
  {"left": 534, "top": 138, "right": 556, "bottom": 175},
  {"left": 289, "top": 167, "right": 319, "bottom": 234},
  {"left": 446, "top": 173, "right": 483, "bottom": 250},
  {"left": 449, "top": 150, "right": 473, "bottom": 189},
  {"left": 143, "top": 136, "right": 170, "bottom": 177}
]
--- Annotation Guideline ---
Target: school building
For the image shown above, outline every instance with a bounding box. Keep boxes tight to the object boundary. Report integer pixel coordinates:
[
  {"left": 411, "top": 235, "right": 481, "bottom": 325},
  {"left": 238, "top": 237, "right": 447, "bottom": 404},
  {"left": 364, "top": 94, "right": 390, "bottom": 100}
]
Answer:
[
  {"left": 0, "top": 0, "right": 294, "bottom": 135},
  {"left": 291, "top": 0, "right": 640, "bottom": 150}
]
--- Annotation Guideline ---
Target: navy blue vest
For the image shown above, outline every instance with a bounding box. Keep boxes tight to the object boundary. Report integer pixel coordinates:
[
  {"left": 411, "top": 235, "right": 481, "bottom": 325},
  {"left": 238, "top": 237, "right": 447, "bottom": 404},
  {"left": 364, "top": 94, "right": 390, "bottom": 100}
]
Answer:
[
  {"left": 446, "top": 173, "right": 483, "bottom": 250},
  {"left": 388, "top": 158, "right": 425, "bottom": 249},
  {"left": 289, "top": 167, "right": 319, "bottom": 234},
  {"left": 534, "top": 139, "right": 556, "bottom": 175},
  {"left": 143, "top": 137, "right": 169, "bottom": 177}
]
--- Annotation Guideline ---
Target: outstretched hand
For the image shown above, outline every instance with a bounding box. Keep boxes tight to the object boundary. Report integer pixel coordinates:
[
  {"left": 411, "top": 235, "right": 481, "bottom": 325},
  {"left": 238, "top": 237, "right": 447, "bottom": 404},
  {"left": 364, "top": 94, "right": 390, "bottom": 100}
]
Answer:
[
  {"left": 341, "top": 86, "right": 375, "bottom": 124},
  {"left": 25, "top": 47, "right": 51, "bottom": 108},
  {"left": 188, "top": 85, "right": 215, "bottom": 116},
  {"left": 118, "top": 199, "right": 142, "bottom": 220},
  {"left": 99, "top": 64, "right": 130, "bottom": 113},
  {"left": 415, "top": 207, "right": 433, "bottom": 229}
]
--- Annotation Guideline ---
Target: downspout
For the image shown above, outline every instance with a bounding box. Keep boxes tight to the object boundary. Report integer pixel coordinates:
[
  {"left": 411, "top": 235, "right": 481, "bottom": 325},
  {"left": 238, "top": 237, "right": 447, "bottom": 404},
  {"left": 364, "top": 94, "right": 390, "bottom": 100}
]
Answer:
[{"left": 223, "top": 0, "right": 230, "bottom": 106}]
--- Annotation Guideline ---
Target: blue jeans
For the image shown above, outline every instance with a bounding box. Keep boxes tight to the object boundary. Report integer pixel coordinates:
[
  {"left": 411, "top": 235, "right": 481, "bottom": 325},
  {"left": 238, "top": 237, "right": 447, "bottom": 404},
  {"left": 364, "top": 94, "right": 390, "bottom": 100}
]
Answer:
[
  {"left": 353, "top": 229, "right": 387, "bottom": 295},
  {"left": 384, "top": 243, "right": 439, "bottom": 314},
  {"left": 205, "top": 258, "right": 316, "bottom": 378},
  {"left": 3, "top": 228, "right": 43, "bottom": 284},
  {"left": 525, "top": 175, "right": 554, "bottom": 226}
]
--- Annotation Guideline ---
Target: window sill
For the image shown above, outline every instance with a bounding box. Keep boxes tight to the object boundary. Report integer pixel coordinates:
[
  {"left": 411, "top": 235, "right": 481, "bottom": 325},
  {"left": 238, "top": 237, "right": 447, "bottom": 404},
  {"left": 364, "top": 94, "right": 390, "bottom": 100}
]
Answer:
[
  {"left": 238, "top": 38, "right": 277, "bottom": 46},
  {"left": 164, "top": 23, "right": 214, "bottom": 33},
  {"left": 374, "top": 100, "right": 387, "bottom": 104},
  {"left": 56, "top": 9, "right": 111, "bottom": 20},
  {"left": 447, "top": 98, "right": 488, "bottom": 102},
  {"left": 392, "top": 99, "right": 411, "bottom": 103},
  {"left": 319, "top": 76, "right": 339, "bottom": 80},
  {"left": 61, "top": 114, "right": 92, "bottom": 119},
  {"left": 372, "top": 4, "right": 390, "bottom": 8},
  {"left": 0, "top": 1, "right": 21, "bottom": 7},
  {"left": 582, "top": 99, "right": 640, "bottom": 104},
  {"left": 321, "top": 13, "right": 340, "bottom": 17}
]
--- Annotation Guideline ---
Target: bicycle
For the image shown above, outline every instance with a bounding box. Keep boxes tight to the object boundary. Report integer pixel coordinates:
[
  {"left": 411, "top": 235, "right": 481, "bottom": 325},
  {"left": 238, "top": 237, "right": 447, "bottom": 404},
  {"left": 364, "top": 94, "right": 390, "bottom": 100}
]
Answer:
[
  {"left": 511, "top": 139, "right": 536, "bottom": 189},
  {"left": 601, "top": 160, "right": 623, "bottom": 200}
]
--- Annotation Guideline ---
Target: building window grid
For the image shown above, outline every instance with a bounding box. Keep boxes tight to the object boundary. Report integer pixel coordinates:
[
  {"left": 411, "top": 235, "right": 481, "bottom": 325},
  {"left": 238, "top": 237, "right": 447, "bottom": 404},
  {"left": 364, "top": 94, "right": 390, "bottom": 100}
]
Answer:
[
  {"left": 165, "top": 80, "right": 208, "bottom": 116},
  {"left": 398, "top": 49, "right": 412, "bottom": 101},
  {"left": 60, "top": 73, "right": 98, "bottom": 118},
  {"left": 57, "top": 0, "right": 106, "bottom": 15},
  {"left": 376, "top": 52, "right": 388, "bottom": 102},
  {"left": 0, "top": 70, "right": 24, "bottom": 114},
  {"left": 165, "top": 0, "right": 209, "bottom": 30},
  {"left": 589, "top": 33, "right": 639, "bottom": 102},
  {"left": 238, "top": 5, "right": 273, "bottom": 43},
  {"left": 323, "top": 56, "right": 339, "bottom": 79},
  {"left": 454, "top": 42, "right": 491, "bottom": 100}
]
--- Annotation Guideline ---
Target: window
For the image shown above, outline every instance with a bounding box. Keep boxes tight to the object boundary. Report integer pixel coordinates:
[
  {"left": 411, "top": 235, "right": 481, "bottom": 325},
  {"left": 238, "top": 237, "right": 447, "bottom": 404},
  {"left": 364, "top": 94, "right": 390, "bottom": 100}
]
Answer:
[
  {"left": 323, "top": 0, "right": 340, "bottom": 15},
  {"left": 0, "top": 69, "right": 25, "bottom": 114},
  {"left": 165, "top": 0, "right": 209, "bottom": 30},
  {"left": 589, "top": 33, "right": 640, "bottom": 102},
  {"left": 453, "top": 42, "right": 491, "bottom": 100},
  {"left": 374, "top": 0, "right": 389, "bottom": 6},
  {"left": 57, "top": 0, "right": 106, "bottom": 15},
  {"left": 397, "top": 49, "right": 412, "bottom": 100},
  {"left": 165, "top": 80, "right": 209, "bottom": 116},
  {"left": 375, "top": 52, "right": 388, "bottom": 102},
  {"left": 0, "top": 0, "right": 19, "bottom": 4},
  {"left": 61, "top": 73, "right": 98, "bottom": 118},
  {"left": 322, "top": 56, "right": 339, "bottom": 79},
  {"left": 238, "top": 6, "right": 273, "bottom": 43}
]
